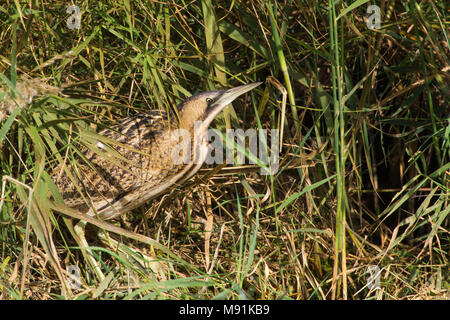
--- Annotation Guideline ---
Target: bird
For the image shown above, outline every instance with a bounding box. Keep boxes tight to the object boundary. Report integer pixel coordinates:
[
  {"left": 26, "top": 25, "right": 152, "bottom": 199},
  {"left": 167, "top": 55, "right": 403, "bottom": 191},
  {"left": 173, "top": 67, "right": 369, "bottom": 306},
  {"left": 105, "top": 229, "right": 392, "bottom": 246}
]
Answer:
[
  {"left": 52, "top": 82, "right": 261, "bottom": 279},
  {"left": 54, "top": 82, "right": 261, "bottom": 219}
]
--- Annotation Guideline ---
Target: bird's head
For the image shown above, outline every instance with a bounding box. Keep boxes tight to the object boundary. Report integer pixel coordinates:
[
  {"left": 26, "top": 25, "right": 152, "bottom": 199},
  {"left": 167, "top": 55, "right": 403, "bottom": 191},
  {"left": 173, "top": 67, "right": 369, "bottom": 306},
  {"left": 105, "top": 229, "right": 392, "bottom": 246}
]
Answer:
[{"left": 178, "top": 82, "right": 262, "bottom": 132}]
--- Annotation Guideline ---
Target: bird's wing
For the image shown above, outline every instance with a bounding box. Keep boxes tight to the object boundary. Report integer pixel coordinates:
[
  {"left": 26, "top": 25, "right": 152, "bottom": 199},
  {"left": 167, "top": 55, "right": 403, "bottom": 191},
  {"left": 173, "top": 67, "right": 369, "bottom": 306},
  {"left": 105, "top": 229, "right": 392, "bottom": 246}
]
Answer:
[{"left": 53, "top": 110, "right": 175, "bottom": 216}]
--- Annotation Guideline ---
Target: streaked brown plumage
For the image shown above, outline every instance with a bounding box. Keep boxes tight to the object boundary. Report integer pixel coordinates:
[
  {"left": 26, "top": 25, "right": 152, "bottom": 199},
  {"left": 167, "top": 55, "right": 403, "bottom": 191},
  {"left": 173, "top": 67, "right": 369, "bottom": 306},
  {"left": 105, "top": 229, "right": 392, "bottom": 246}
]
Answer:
[{"left": 53, "top": 82, "right": 262, "bottom": 220}]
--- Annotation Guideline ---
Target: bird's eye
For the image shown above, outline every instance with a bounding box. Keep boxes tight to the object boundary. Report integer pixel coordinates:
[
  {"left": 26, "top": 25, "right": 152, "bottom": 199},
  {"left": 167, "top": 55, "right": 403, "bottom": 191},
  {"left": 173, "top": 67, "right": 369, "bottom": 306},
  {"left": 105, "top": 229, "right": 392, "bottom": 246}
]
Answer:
[{"left": 206, "top": 98, "right": 213, "bottom": 103}]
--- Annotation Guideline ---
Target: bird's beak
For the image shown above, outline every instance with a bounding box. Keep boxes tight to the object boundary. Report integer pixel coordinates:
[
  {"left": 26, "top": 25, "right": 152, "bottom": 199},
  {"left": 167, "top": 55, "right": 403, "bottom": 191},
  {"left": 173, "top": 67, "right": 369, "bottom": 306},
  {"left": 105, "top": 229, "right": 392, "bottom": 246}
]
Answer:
[{"left": 204, "top": 82, "right": 262, "bottom": 125}]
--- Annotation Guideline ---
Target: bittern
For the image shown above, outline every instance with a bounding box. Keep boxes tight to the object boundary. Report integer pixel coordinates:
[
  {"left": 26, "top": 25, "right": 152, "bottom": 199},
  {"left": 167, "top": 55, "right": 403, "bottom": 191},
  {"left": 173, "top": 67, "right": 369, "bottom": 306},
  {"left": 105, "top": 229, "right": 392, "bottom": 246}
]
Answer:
[{"left": 53, "top": 82, "right": 261, "bottom": 278}]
